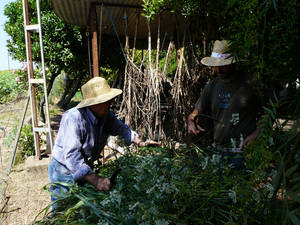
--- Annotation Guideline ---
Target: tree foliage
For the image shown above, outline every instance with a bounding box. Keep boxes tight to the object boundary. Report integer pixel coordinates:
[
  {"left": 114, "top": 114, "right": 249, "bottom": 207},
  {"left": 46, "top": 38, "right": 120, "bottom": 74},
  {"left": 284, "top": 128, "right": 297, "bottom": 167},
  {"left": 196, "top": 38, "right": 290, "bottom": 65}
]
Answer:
[
  {"left": 141, "top": 0, "right": 300, "bottom": 92},
  {"left": 4, "top": 0, "right": 88, "bottom": 108}
]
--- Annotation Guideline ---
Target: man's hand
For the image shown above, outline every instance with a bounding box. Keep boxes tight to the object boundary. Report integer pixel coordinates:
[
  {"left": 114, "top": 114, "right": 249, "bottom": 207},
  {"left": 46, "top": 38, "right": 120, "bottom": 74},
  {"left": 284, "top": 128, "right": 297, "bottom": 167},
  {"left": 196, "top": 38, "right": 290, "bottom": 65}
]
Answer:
[
  {"left": 95, "top": 177, "right": 111, "bottom": 191},
  {"left": 84, "top": 174, "right": 111, "bottom": 191},
  {"left": 187, "top": 109, "right": 205, "bottom": 135},
  {"left": 242, "top": 129, "right": 260, "bottom": 147},
  {"left": 133, "top": 137, "right": 160, "bottom": 147},
  {"left": 138, "top": 140, "right": 161, "bottom": 147}
]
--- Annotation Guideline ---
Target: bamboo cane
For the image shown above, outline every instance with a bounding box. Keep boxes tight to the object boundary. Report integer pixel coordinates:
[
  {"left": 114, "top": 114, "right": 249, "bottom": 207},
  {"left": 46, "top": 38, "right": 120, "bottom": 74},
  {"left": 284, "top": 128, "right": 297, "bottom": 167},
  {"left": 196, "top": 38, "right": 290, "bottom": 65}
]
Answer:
[{"left": 132, "top": 11, "right": 139, "bottom": 62}]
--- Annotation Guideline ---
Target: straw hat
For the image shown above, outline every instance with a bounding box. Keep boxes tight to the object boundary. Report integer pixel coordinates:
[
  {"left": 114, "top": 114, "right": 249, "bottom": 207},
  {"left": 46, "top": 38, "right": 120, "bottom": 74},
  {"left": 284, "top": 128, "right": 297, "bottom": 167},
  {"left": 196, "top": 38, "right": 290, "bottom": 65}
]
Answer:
[
  {"left": 201, "top": 40, "right": 236, "bottom": 66},
  {"left": 76, "top": 77, "right": 122, "bottom": 108}
]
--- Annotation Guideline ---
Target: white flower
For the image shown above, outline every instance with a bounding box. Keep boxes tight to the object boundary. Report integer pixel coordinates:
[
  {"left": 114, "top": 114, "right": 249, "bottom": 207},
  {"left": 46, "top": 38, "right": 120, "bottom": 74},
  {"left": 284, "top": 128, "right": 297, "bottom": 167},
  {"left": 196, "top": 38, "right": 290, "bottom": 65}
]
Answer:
[
  {"left": 155, "top": 219, "right": 169, "bottom": 225},
  {"left": 129, "top": 201, "right": 140, "bottom": 210},
  {"left": 264, "top": 183, "right": 274, "bottom": 198},
  {"left": 228, "top": 189, "right": 237, "bottom": 203},
  {"left": 210, "top": 154, "right": 221, "bottom": 165},
  {"left": 201, "top": 157, "right": 209, "bottom": 169},
  {"left": 252, "top": 189, "right": 260, "bottom": 203}
]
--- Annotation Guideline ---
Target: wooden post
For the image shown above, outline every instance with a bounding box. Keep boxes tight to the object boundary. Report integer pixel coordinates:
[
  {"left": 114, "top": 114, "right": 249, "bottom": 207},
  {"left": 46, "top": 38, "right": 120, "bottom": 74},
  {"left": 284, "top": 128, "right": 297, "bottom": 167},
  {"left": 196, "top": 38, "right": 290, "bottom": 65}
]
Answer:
[
  {"left": 98, "top": 3, "right": 103, "bottom": 63},
  {"left": 89, "top": 5, "right": 99, "bottom": 77},
  {"left": 24, "top": 0, "right": 41, "bottom": 159}
]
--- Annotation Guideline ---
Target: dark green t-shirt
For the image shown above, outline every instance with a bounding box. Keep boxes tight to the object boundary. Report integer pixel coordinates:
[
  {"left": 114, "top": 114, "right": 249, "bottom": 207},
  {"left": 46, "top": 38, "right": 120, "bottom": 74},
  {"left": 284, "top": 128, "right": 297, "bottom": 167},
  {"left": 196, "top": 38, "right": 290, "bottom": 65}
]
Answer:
[{"left": 195, "top": 77, "right": 259, "bottom": 147}]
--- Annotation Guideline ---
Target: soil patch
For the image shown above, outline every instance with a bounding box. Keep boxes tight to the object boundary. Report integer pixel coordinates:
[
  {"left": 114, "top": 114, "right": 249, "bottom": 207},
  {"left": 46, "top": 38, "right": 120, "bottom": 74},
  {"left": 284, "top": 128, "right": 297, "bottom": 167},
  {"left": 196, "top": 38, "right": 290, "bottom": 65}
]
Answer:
[
  {"left": 0, "top": 98, "right": 63, "bottom": 225},
  {"left": 0, "top": 162, "right": 51, "bottom": 225}
]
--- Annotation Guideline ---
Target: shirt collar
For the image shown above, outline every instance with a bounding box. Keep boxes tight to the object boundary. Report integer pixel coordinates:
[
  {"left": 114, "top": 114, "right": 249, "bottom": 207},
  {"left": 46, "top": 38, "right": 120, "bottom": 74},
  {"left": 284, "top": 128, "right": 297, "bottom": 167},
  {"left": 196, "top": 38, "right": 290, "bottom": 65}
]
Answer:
[{"left": 85, "top": 107, "right": 98, "bottom": 125}]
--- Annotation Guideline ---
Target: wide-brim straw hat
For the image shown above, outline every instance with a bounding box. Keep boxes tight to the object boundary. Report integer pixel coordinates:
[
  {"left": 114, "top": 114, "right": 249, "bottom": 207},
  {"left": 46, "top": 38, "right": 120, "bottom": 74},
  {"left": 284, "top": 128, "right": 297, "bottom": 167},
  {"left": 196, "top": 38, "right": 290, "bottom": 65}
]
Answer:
[
  {"left": 76, "top": 77, "right": 122, "bottom": 109},
  {"left": 201, "top": 40, "right": 236, "bottom": 66}
]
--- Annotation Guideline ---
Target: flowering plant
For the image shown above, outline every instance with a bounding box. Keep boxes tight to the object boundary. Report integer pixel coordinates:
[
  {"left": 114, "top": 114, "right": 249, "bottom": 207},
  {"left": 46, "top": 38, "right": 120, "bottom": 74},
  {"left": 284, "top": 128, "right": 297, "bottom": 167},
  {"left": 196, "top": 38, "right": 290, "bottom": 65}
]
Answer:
[{"left": 0, "top": 65, "right": 27, "bottom": 103}]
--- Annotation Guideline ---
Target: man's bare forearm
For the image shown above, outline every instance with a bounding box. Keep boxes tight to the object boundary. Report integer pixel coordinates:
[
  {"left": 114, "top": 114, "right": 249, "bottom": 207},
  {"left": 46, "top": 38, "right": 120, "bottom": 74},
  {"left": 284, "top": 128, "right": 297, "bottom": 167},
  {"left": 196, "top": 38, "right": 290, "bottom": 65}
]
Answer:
[
  {"left": 188, "top": 109, "right": 200, "bottom": 122},
  {"left": 84, "top": 173, "right": 111, "bottom": 191}
]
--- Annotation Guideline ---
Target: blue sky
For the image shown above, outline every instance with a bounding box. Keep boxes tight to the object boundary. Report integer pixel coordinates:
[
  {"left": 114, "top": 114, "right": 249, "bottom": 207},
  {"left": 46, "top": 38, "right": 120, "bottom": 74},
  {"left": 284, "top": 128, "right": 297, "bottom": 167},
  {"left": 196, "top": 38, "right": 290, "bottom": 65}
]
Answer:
[{"left": 0, "top": 0, "right": 22, "bottom": 71}]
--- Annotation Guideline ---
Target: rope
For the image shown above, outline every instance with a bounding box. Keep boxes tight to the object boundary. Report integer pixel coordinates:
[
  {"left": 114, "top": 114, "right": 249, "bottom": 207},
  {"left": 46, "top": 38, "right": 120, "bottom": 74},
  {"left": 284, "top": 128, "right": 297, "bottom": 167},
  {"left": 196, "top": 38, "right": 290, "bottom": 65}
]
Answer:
[{"left": 107, "top": 7, "right": 127, "bottom": 62}]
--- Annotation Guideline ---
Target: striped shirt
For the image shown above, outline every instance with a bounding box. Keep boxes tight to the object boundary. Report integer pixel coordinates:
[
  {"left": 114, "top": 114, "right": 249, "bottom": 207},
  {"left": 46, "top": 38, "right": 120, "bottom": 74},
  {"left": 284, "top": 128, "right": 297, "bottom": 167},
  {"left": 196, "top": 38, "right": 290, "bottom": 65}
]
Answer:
[{"left": 52, "top": 107, "right": 134, "bottom": 180}]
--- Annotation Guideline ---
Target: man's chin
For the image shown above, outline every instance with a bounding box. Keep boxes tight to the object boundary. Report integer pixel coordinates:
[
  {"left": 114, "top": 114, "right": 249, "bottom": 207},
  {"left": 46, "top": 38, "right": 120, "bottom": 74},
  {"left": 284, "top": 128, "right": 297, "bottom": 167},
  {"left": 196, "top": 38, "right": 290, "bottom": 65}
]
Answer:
[
  {"left": 218, "top": 74, "right": 230, "bottom": 79},
  {"left": 95, "top": 111, "right": 109, "bottom": 118}
]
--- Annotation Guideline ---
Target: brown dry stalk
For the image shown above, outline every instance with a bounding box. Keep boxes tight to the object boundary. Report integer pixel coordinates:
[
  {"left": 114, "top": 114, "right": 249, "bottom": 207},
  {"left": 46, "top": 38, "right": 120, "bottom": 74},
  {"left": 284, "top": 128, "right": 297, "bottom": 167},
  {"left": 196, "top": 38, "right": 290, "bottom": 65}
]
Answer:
[
  {"left": 118, "top": 18, "right": 207, "bottom": 142},
  {"left": 0, "top": 196, "right": 10, "bottom": 214}
]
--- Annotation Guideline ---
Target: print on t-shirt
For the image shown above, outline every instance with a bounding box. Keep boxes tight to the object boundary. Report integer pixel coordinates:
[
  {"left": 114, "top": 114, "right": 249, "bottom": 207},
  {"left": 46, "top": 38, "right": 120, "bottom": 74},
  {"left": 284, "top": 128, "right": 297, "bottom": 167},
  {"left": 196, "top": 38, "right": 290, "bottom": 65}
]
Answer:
[{"left": 218, "top": 92, "right": 231, "bottom": 109}]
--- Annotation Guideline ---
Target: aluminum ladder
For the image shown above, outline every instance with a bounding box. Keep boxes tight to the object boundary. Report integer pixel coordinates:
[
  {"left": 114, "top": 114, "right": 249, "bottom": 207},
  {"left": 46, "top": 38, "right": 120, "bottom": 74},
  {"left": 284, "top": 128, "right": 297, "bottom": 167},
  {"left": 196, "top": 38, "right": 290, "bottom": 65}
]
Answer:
[{"left": 22, "top": 0, "right": 53, "bottom": 159}]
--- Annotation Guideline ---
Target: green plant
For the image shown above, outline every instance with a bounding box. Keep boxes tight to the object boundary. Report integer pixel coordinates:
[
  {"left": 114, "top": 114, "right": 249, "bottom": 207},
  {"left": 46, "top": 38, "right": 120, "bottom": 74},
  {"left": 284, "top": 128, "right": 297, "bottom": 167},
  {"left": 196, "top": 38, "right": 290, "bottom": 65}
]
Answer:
[
  {"left": 5, "top": 123, "right": 40, "bottom": 159},
  {"left": 3, "top": 123, "right": 18, "bottom": 148},
  {"left": 244, "top": 93, "right": 300, "bottom": 225},
  {"left": 4, "top": 0, "right": 88, "bottom": 109},
  {"left": 32, "top": 91, "right": 300, "bottom": 225},
  {"left": 0, "top": 70, "right": 26, "bottom": 104},
  {"left": 3, "top": 122, "right": 35, "bottom": 163},
  {"left": 32, "top": 146, "right": 280, "bottom": 224},
  {"left": 18, "top": 124, "right": 35, "bottom": 157}
]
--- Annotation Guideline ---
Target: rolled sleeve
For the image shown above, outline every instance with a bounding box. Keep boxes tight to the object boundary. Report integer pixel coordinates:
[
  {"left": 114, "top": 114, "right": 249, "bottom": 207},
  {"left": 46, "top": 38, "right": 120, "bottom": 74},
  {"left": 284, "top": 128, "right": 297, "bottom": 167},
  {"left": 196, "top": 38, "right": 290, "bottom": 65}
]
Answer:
[
  {"left": 130, "top": 131, "right": 139, "bottom": 142},
  {"left": 73, "top": 163, "right": 93, "bottom": 180},
  {"left": 106, "top": 111, "right": 132, "bottom": 145}
]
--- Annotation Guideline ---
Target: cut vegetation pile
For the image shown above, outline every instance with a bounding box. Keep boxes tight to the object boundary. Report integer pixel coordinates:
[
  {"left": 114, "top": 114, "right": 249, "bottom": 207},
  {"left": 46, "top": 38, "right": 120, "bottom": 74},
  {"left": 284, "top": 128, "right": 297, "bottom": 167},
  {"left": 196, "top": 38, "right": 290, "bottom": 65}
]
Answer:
[{"left": 34, "top": 143, "right": 298, "bottom": 225}]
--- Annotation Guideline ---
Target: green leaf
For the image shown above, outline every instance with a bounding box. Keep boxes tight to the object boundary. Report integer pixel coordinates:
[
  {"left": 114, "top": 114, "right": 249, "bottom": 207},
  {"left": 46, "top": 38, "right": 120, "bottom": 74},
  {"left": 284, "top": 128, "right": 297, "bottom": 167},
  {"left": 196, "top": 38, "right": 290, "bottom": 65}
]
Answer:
[
  {"left": 287, "top": 191, "right": 300, "bottom": 203},
  {"left": 289, "top": 212, "right": 300, "bottom": 225},
  {"left": 286, "top": 165, "right": 298, "bottom": 177}
]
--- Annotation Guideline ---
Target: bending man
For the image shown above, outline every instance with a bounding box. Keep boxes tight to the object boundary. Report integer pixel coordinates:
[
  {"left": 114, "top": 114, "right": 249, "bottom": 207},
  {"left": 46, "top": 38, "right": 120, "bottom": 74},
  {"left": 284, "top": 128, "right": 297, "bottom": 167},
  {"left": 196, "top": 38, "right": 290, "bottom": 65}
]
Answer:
[{"left": 49, "top": 77, "right": 151, "bottom": 209}]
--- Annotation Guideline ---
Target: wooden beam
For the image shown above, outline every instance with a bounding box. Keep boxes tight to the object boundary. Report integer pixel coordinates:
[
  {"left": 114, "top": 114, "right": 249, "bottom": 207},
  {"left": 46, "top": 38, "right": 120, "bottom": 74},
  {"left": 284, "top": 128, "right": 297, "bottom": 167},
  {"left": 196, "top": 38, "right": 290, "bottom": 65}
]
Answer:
[{"left": 89, "top": 6, "right": 99, "bottom": 77}]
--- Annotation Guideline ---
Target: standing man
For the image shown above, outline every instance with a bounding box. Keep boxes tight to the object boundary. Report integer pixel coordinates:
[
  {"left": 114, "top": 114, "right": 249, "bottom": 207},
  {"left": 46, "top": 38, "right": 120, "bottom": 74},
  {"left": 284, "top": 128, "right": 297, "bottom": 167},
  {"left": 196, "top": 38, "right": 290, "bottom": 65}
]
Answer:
[
  {"left": 187, "top": 40, "right": 261, "bottom": 168},
  {"left": 49, "top": 77, "right": 153, "bottom": 209}
]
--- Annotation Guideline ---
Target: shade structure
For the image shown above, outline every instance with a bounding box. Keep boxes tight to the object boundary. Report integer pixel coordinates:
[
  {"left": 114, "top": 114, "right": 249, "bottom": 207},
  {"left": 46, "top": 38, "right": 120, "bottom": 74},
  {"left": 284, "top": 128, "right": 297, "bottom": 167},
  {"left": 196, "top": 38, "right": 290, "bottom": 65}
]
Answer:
[{"left": 49, "top": 0, "right": 198, "bottom": 45}]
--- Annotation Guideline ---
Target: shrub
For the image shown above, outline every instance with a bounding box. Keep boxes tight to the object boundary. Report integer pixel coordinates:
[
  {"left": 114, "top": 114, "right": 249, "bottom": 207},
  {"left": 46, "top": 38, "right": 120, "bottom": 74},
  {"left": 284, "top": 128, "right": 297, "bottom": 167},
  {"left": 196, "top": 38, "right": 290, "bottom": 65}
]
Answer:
[
  {"left": 18, "top": 124, "right": 35, "bottom": 157},
  {"left": 0, "top": 70, "right": 26, "bottom": 103},
  {"left": 4, "top": 123, "right": 36, "bottom": 161}
]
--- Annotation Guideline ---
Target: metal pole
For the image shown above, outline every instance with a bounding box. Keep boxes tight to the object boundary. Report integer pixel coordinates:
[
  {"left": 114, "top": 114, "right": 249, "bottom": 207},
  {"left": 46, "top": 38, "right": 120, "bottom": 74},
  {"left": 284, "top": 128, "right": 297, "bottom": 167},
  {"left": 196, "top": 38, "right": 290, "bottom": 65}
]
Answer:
[
  {"left": 36, "top": 0, "right": 53, "bottom": 152},
  {"left": 6, "top": 96, "right": 29, "bottom": 176}
]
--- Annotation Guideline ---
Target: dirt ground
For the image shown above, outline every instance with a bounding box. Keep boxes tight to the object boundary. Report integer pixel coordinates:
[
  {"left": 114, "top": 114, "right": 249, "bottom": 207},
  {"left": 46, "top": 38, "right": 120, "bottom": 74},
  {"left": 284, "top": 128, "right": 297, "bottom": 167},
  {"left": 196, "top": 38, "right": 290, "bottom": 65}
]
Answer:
[
  {"left": 0, "top": 98, "right": 58, "bottom": 225},
  {"left": 0, "top": 98, "right": 121, "bottom": 225},
  {"left": 0, "top": 160, "right": 51, "bottom": 225}
]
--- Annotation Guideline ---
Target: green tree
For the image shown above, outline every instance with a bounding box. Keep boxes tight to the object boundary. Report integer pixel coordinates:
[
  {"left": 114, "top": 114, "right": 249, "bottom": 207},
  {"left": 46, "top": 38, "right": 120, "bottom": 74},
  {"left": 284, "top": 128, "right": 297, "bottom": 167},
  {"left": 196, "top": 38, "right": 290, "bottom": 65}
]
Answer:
[{"left": 4, "top": 0, "right": 88, "bottom": 111}]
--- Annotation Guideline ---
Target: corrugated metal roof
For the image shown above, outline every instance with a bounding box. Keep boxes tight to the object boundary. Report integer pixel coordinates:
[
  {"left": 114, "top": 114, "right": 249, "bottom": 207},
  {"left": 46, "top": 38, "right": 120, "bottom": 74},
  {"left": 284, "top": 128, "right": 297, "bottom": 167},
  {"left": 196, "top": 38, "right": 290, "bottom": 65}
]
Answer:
[{"left": 50, "top": 0, "right": 191, "bottom": 43}]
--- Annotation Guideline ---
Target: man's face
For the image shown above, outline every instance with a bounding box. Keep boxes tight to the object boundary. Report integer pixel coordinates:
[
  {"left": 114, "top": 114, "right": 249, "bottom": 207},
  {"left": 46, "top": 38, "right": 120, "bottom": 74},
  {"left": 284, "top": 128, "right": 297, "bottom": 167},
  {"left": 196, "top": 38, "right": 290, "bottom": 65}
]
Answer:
[
  {"left": 89, "top": 99, "right": 114, "bottom": 118},
  {"left": 212, "top": 65, "right": 234, "bottom": 80}
]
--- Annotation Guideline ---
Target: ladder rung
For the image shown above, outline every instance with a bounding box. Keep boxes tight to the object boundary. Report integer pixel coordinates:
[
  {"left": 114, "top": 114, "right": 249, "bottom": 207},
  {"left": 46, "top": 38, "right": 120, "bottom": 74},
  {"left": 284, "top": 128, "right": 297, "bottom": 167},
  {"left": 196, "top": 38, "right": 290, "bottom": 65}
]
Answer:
[
  {"left": 33, "top": 127, "right": 50, "bottom": 133},
  {"left": 29, "top": 78, "right": 45, "bottom": 84},
  {"left": 25, "top": 24, "right": 40, "bottom": 32}
]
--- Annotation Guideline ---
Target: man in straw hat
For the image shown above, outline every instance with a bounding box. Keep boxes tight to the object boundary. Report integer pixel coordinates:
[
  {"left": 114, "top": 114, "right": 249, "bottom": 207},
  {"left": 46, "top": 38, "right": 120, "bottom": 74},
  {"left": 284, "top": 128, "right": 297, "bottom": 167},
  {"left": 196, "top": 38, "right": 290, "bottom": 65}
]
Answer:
[
  {"left": 49, "top": 77, "right": 157, "bottom": 210},
  {"left": 187, "top": 40, "right": 261, "bottom": 169}
]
